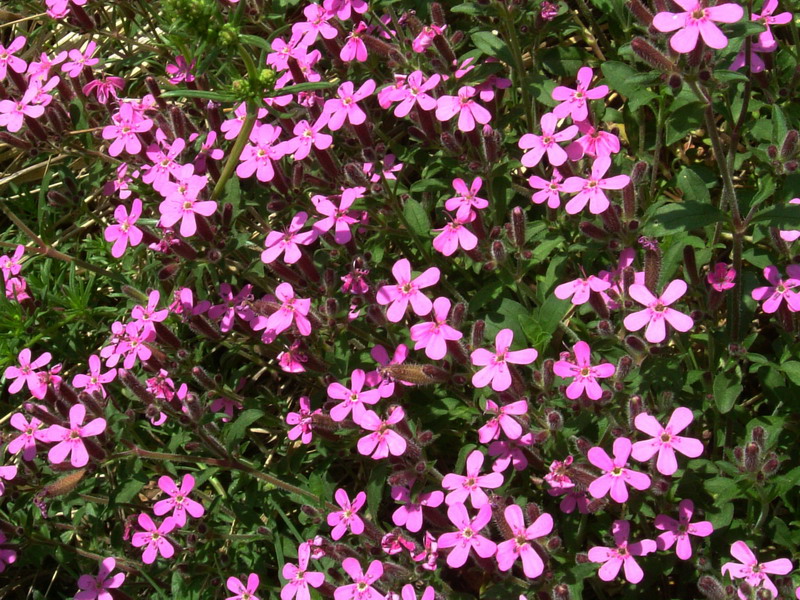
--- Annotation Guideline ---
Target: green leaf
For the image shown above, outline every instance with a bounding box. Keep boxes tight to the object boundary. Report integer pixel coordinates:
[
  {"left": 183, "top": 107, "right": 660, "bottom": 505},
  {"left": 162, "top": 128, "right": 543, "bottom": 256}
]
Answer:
[
  {"left": 223, "top": 409, "right": 265, "bottom": 445},
  {"left": 646, "top": 202, "right": 725, "bottom": 235},
  {"left": 780, "top": 361, "right": 800, "bottom": 386},
  {"left": 160, "top": 89, "right": 236, "bottom": 102},
  {"left": 726, "top": 19, "right": 767, "bottom": 39},
  {"left": 268, "top": 80, "right": 336, "bottom": 96},
  {"left": 470, "top": 31, "right": 513, "bottom": 64},
  {"left": 239, "top": 33, "right": 272, "bottom": 52},
  {"left": 113, "top": 475, "right": 148, "bottom": 504},
  {"left": 713, "top": 372, "right": 743, "bottom": 414},
  {"left": 751, "top": 203, "right": 800, "bottom": 228},
  {"left": 365, "top": 462, "right": 388, "bottom": 521},
  {"left": 772, "top": 105, "right": 788, "bottom": 146},
  {"left": 600, "top": 61, "right": 657, "bottom": 110},
  {"left": 705, "top": 477, "right": 740, "bottom": 503},
  {"left": 666, "top": 102, "right": 704, "bottom": 145},
  {"left": 402, "top": 197, "right": 431, "bottom": 238},
  {"left": 677, "top": 167, "right": 711, "bottom": 204}
]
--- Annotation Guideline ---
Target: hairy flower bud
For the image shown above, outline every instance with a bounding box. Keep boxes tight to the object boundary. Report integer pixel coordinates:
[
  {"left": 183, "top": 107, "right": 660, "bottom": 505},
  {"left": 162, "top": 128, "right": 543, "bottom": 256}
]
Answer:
[
  {"left": 546, "top": 409, "right": 563, "bottom": 431},
  {"left": 640, "top": 236, "right": 661, "bottom": 292},
  {"left": 697, "top": 576, "right": 727, "bottom": 600},
  {"left": 471, "top": 319, "right": 485, "bottom": 350},
  {"left": 744, "top": 442, "right": 760, "bottom": 472},
  {"left": 624, "top": 334, "right": 647, "bottom": 355},
  {"left": 781, "top": 130, "right": 798, "bottom": 159},
  {"left": 580, "top": 221, "right": 609, "bottom": 240},
  {"left": 631, "top": 37, "right": 674, "bottom": 71},
  {"left": 750, "top": 426, "right": 766, "bottom": 448},
  {"left": 552, "top": 583, "right": 571, "bottom": 600}
]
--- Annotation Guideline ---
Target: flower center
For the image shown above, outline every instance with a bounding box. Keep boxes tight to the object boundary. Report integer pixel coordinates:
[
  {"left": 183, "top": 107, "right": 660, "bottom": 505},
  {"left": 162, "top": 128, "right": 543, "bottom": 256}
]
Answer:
[
  {"left": 580, "top": 367, "right": 591, "bottom": 377},
  {"left": 660, "top": 432, "right": 671, "bottom": 443},
  {"left": 692, "top": 8, "right": 706, "bottom": 19},
  {"left": 611, "top": 466, "right": 623, "bottom": 476}
]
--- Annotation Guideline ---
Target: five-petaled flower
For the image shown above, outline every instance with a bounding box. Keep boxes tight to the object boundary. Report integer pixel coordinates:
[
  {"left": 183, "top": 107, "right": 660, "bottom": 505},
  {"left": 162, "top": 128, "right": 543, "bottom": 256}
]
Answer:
[
  {"left": 131, "top": 514, "right": 178, "bottom": 564},
  {"left": 519, "top": 112, "right": 578, "bottom": 168},
  {"left": 225, "top": 573, "right": 260, "bottom": 600},
  {"left": 327, "top": 489, "right": 366, "bottom": 540},
  {"left": 74, "top": 556, "right": 126, "bottom": 600},
  {"left": 435, "top": 86, "right": 492, "bottom": 132},
  {"left": 496, "top": 505, "right": 553, "bottom": 578},
  {"left": 328, "top": 368, "right": 381, "bottom": 424},
  {"left": 624, "top": 279, "right": 695, "bottom": 343},
  {"left": 751, "top": 265, "right": 800, "bottom": 313},
  {"left": 437, "top": 502, "right": 497, "bottom": 568},
  {"left": 588, "top": 520, "right": 657, "bottom": 583},
  {"left": 104, "top": 198, "right": 144, "bottom": 258},
  {"left": 334, "top": 558, "right": 383, "bottom": 600},
  {"left": 588, "top": 437, "right": 652, "bottom": 503},
  {"left": 376, "top": 258, "right": 440, "bottom": 322},
  {"left": 409, "top": 296, "right": 463, "bottom": 360},
  {"left": 721, "top": 540, "right": 792, "bottom": 600},
  {"left": 323, "top": 80, "right": 376, "bottom": 131},
  {"left": 357, "top": 406, "right": 408, "bottom": 459},
  {"left": 4, "top": 348, "right": 52, "bottom": 399},
  {"left": 631, "top": 406, "right": 704, "bottom": 475},
  {"left": 551, "top": 67, "right": 609, "bottom": 122},
  {"left": 442, "top": 449, "right": 504, "bottom": 508},
  {"left": 654, "top": 499, "right": 713, "bottom": 560},
  {"left": 553, "top": 341, "right": 616, "bottom": 400},
  {"left": 281, "top": 542, "right": 324, "bottom": 600},
  {"left": 653, "top": 0, "right": 744, "bottom": 53},
  {"left": 445, "top": 177, "right": 489, "bottom": 221},
  {"left": 471, "top": 328, "right": 538, "bottom": 392},
  {"left": 45, "top": 403, "right": 107, "bottom": 468},
  {"left": 561, "top": 156, "right": 630, "bottom": 215},
  {"left": 153, "top": 474, "right": 205, "bottom": 527}
]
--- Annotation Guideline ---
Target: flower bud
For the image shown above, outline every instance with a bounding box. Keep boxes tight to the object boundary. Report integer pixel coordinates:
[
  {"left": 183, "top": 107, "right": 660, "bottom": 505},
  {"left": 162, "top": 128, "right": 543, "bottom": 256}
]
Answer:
[
  {"left": 631, "top": 37, "right": 674, "bottom": 71},
  {"left": 624, "top": 335, "right": 647, "bottom": 355},
  {"left": 622, "top": 183, "right": 637, "bottom": 220},
  {"left": 768, "top": 144, "right": 779, "bottom": 159},
  {"left": 542, "top": 358, "right": 555, "bottom": 389},
  {"left": 490, "top": 240, "right": 506, "bottom": 263},
  {"left": 546, "top": 410, "right": 563, "bottom": 431},
  {"left": 640, "top": 236, "right": 661, "bottom": 292},
  {"left": 697, "top": 576, "right": 727, "bottom": 600},
  {"left": 552, "top": 583, "right": 571, "bottom": 600},
  {"left": 744, "top": 442, "right": 761, "bottom": 472},
  {"left": 471, "top": 319, "right": 485, "bottom": 349},
  {"left": 761, "top": 453, "right": 779, "bottom": 474},
  {"left": 785, "top": 160, "right": 798, "bottom": 172},
  {"left": 483, "top": 126, "right": 501, "bottom": 163},
  {"left": 781, "top": 129, "right": 798, "bottom": 159},
  {"left": 580, "top": 221, "right": 609, "bottom": 240},
  {"left": 597, "top": 319, "right": 613, "bottom": 336},
  {"left": 668, "top": 73, "right": 683, "bottom": 90},
  {"left": 511, "top": 206, "right": 526, "bottom": 248},
  {"left": 750, "top": 426, "right": 766, "bottom": 448}
]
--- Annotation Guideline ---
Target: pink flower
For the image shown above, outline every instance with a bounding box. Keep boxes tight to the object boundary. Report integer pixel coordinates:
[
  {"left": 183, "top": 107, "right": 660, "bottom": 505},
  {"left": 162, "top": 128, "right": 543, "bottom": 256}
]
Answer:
[
  {"left": 553, "top": 341, "right": 616, "bottom": 400},
  {"left": 392, "top": 71, "right": 441, "bottom": 117},
  {"left": 4, "top": 348, "right": 52, "bottom": 398},
  {"left": 341, "top": 22, "right": 369, "bottom": 62},
  {"left": 287, "top": 396, "right": 320, "bottom": 444},
  {"left": 435, "top": 86, "right": 492, "bottom": 132},
  {"left": 285, "top": 117, "right": 333, "bottom": 161},
  {"left": 751, "top": 265, "right": 800, "bottom": 313},
  {"left": 312, "top": 187, "right": 364, "bottom": 244},
  {"left": 566, "top": 121, "right": 621, "bottom": 160},
  {"left": 334, "top": 558, "right": 383, "bottom": 600},
  {"left": 471, "top": 328, "right": 538, "bottom": 392},
  {"left": 0, "top": 86, "right": 45, "bottom": 133},
  {"left": 131, "top": 514, "right": 178, "bottom": 564},
  {"left": 432, "top": 215, "right": 478, "bottom": 256},
  {"left": 0, "top": 36, "right": 27, "bottom": 81},
  {"left": 528, "top": 169, "right": 565, "bottom": 208},
  {"left": 237, "top": 123, "right": 285, "bottom": 183},
  {"left": 281, "top": 542, "right": 324, "bottom": 600},
  {"left": 324, "top": 0, "right": 368, "bottom": 20},
  {"left": 545, "top": 456, "right": 575, "bottom": 492},
  {"left": 437, "top": 503, "right": 497, "bottom": 568},
  {"left": 102, "top": 103, "right": 153, "bottom": 157},
  {"left": 654, "top": 499, "right": 713, "bottom": 560},
  {"left": 779, "top": 198, "right": 800, "bottom": 241},
  {"left": 588, "top": 520, "right": 657, "bottom": 583},
  {"left": 264, "top": 282, "right": 312, "bottom": 337},
  {"left": 412, "top": 24, "right": 446, "bottom": 53},
  {"left": 62, "top": 41, "right": 99, "bottom": 77},
  {"left": 752, "top": 0, "right": 792, "bottom": 48},
  {"left": 328, "top": 369, "right": 381, "bottom": 424},
  {"left": 412, "top": 531, "right": 439, "bottom": 570},
  {"left": 391, "top": 483, "right": 444, "bottom": 533},
  {"left": 0, "top": 465, "right": 17, "bottom": 497},
  {"left": 75, "top": 557, "right": 126, "bottom": 600},
  {"left": 166, "top": 55, "right": 196, "bottom": 84},
  {"left": 226, "top": 573, "right": 260, "bottom": 600},
  {"left": 208, "top": 283, "right": 254, "bottom": 333},
  {"left": 488, "top": 433, "right": 533, "bottom": 473},
  {"left": 158, "top": 165, "right": 216, "bottom": 237},
  {"left": 401, "top": 584, "right": 435, "bottom": 600},
  {"left": 153, "top": 474, "right": 204, "bottom": 527},
  {"left": 0, "top": 245, "right": 24, "bottom": 281},
  {"left": 554, "top": 274, "right": 611, "bottom": 305},
  {"left": 0, "top": 531, "right": 16, "bottom": 572},
  {"left": 519, "top": 112, "right": 578, "bottom": 168},
  {"left": 327, "top": 489, "right": 366, "bottom": 540},
  {"left": 707, "top": 262, "right": 736, "bottom": 291},
  {"left": 561, "top": 156, "right": 630, "bottom": 215},
  {"left": 551, "top": 67, "right": 609, "bottom": 122},
  {"left": 322, "top": 80, "right": 376, "bottom": 131},
  {"left": 631, "top": 407, "right": 704, "bottom": 475},
  {"left": 445, "top": 177, "right": 489, "bottom": 221},
  {"left": 291, "top": 3, "right": 338, "bottom": 47},
  {"left": 495, "top": 505, "right": 553, "bottom": 578},
  {"left": 72, "top": 354, "right": 117, "bottom": 399},
  {"left": 376, "top": 258, "right": 440, "bottom": 322},
  {"left": 357, "top": 406, "right": 407, "bottom": 459},
  {"left": 131, "top": 290, "right": 169, "bottom": 334},
  {"left": 624, "top": 279, "right": 694, "bottom": 343},
  {"left": 104, "top": 198, "right": 144, "bottom": 258},
  {"left": 721, "top": 541, "right": 792, "bottom": 599},
  {"left": 45, "top": 404, "right": 107, "bottom": 468},
  {"left": 409, "top": 297, "right": 462, "bottom": 360},
  {"left": 442, "top": 450, "right": 504, "bottom": 508},
  {"left": 477, "top": 399, "right": 527, "bottom": 443},
  {"left": 7, "top": 414, "right": 47, "bottom": 461},
  {"left": 652, "top": 0, "right": 744, "bottom": 53},
  {"left": 83, "top": 77, "right": 125, "bottom": 104},
  {"left": 587, "top": 437, "right": 651, "bottom": 503}
]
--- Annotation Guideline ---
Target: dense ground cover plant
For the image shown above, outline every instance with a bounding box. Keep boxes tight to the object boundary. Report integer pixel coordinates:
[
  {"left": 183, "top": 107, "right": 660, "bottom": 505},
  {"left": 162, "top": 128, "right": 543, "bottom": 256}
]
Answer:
[{"left": 1, "top": 0, "right": 800, "bottom": 597}]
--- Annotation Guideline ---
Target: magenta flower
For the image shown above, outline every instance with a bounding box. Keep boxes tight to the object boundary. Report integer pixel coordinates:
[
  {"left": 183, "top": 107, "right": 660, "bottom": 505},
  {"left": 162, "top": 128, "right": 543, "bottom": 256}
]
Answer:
[
  {"left": 323, "top": 80, "right": 376, "bottom": 131},
  {"left": 226, "top": 574, "right": 260, "bottom": 600},
  {"left": 652, "top": 0, "right": 744, "bottom": 53},
  {"left": 4, "top": 348, "right": 52, "bottom": 398},
  {"left": 554, "top": 275, "right": 611, "bottom": 305},
  {"left": 392, "top": 71, "right": 441, "bottom": 117},
  {"left": 324, "top": 0, "right": 368, "bottom": 20},
  {"left": 478, "top": 399, "right": 527, "bottom": 443},
  {"left": 286, "top": 396, "right": 320, "bottom": 444},
  {"left": 779, "top": 198, "right": 800, "bottom": 242},
  {"left": 442, "top": 450, "right": 504, "bottom": 508},
  {"left": 432, "top": 214, "right": 479, "bottom": 256},
  {"left": 391, "top": 483, "right": 444, "bottom": 533},
  {"left": 265, "top": 282, "right": 312, "bottom": 337},
  {"left": 588, "top": 437, "right": 651, "bottom": 503},
  {"left": 62, "top": 41, "right": 98, "bottom": 77},
  {"left": 435, "top": 86, "right": 492, "bottom": 132},
  {"left": 409, "top": 297, "right": 463, "bottom": 360},
  {"left": 624, "top": 280, "right": 695, "bottom": 343},
  {"left": 553, "top": 341, "right": 616, "bottom": 400},
  {"left": 496, "top": 505, "right": 553, "bottom": 578},
  {"left": 312, "top": 187, "right": 364, "bottom": 244},
  {"left": 551, "top": 67, "right": 608, "bottom": 122},
  {"left": 328, "top": 369, "right": 381, "bottom": 424},
  {"left": 528, "top": 169, "right": 565, "bottom": 208},
  {"left": 561, "top": 156, "right": 630, "bottom": 215},
  {"left": 471, "top": 328, "right": 538, "bottom": 392},
  {"left": 334, "top": 558, "right": 383, "bottom": 600},
  {"left": 166, "top": 55, "right": 196, "bottom": 84},
  {"left": 341, "top": 22, "right": 369, "bottom": 62},
  {"left": 445, "top": 177, "right": 489, "bottom": 221},
  {"left": 0, "top": 531, "right": 16, "bottom": 572},
  {"left": 588, "top": 520, "right": 657, "bottom": 583},
  {"left": 437, "top": 502, "right": 497, "bottom": 568},
  {"left": 752, "top": 0, "right": 792, "bottom": 48},
  {"left": 0, "top": 465, "right": 17, "bottom": 497},
  {"left": 721, "top": 541, "right": 792, "bottom": 599},
  {"left": 751, "top": 265, "right": 800, "bottom": 313},
  {"left": 83, "top": 76, "right": 125, "bottom": 104},
  {"left": 208, "top": 283, "right": 254, "bottom": 334},
  {"left": 281, "top": 542, "right": 324, "bottom": 600},
  {"left": 401, "top": 584, "right": 435, "bottom": 600},
  {"left": 131, "top": 290, "right": 169, "bottom": 334},
  {"left": 131, "top": 514, "right": 177, "bottom": 564},
  {"left": 104, "top": 198, "right": 144, "bottom": 258},
  {"left": 327, "top": 489, "right": 366, "bottom": 540},
  {"left": 0, "top": 244, "right": 24, "bottom": 281},
  {"left": 75, "top": 557, "right": 126, "bottom": 600},
  {"left": 377, "top": 258, "right": 440, "bottom": 322},
  {"left": 357, "top": 406, "right": 407, "bottom": 459},
  {"left": 0, "top": 36, "right": 27, "bottom": 81},
  {"left": 412, "top": 24, "right": 445, "bottom": 53},
  {"left": 285, "top": 117, "right": 333, "bottom": 161},
  {"left": 153, "top": 474, "right": 204, "bottom": 527},
  {"left": 102, "top": 102, "right": 153, "bottom": 157},
  {"left": 45, "top": 404, "right": 107, "bottom": 468},
  {"left": 707, "top": 262, "right": 736, "bottom": 291},
  {"left": 292, "top": 3, "right": 338, "bottom": 46},
  {"left": 158, "top": 173, "right": 216, "bottom": 238},
  {"left": 72, "top": 354, "right": 117, "bottom": 399},
  {"left": 654, "top": 499, "right": 713, "bottom": 560},
  {"left": 567, "top": 121, "right": 621, "bottom": 160},
  {"left": 7, "top": 414, "right": 47, "bottom": 461},
  {"left": 0, "top": 86, "right": 45, "bottom": 133},
  {"left": 631, "top": 407, "right": 704, "bottom": 475},
  {"left": 519, "top": 112, "right": 578, "bottom": 168},
  {"left": 237, "top": 123, "right": 285, "bottom": 183},
  {"left": 489, "top": 433, "right": 533, "bottom": 473}
]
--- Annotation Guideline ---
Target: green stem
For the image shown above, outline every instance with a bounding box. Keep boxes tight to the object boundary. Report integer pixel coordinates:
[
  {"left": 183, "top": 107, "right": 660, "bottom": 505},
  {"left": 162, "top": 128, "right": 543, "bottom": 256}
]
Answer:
[
  {"left": 211, "top": 107, "right": 257, "bottom": 201},
  {"left": 496, "top": 1, "right": 534, "bottom": 133}
]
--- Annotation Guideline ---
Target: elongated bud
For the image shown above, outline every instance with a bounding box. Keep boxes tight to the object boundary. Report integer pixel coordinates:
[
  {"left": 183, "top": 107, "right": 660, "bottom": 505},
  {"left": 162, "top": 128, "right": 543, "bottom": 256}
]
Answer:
[
  {"left": 780, "top": 129, "right": 798, "bottom": 159},
  {"left": 511, "top": 206, "right": 526, "bottom": 248},
  {"left": 640, "top": 236, "right": 661, "bottom": 293},
  {"left": 624, "top": 334, "right": 647, "bottom": 354},
  {"left": 750, "top": 426, "right": 766, "bottom": 448},
  {"left": 471, "top": 319, "right": 485, "bottom": 349},
  {"left": 697, "top": 576, "right": 727, "bottom": 600},
  {"left": 43, "top": 468, "right": 87, "bottom": 498},
  {"left": 483, "top": 125, "right": 501, "bottom": 162},
  {"left": 363, "top": 34, "right": 395, "bottom": 58},
  {"left": 440, "top": 131, "right": 463, "bottom": 154},
  {"left": 552, "top": 583, "right": 571, "bottom": 600},
  {"left": 490, "top": 240, "right": 506, "bottom": 263},
  {"left": 119, "top": 369, "right": 156, "bottom": 404},
  {"left": 433, "top": 33, "right": 457, "bottom": 66},
  {"left": 588, "top": 292, "right": 610, "bottom": 319},
  {"left": 451, "top": 301, "right": 466, "bottom": 328},
  {"left": 0, "top": 131, "right": 32, "bottom": 150},
  {"left": 541, "top": 358, "right": 555, "bottom": 389},
  {"left": 380, "top": 364, "right": 447, "bottom": 385},
  {"left": 172, "top": 239, "right": 199, "bottom": 261},
  {"left": 744, "top": 442, "right": 760, "bottom": 472},
  {"left": 546, "top": 409, "right": 563, "bottom": 431},
  {"left": 626, "top": 0, "right": 653, "bottom": 25},
  {"left": 668, "top": 73, "right": 683, "bottom": 90},
  {"left": 683, "top": 245, "right": 700, "bottom": 286},
  {"left": 631, "top": 37, "right": 674, "bottom": 71}
]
